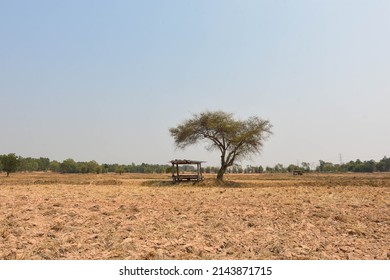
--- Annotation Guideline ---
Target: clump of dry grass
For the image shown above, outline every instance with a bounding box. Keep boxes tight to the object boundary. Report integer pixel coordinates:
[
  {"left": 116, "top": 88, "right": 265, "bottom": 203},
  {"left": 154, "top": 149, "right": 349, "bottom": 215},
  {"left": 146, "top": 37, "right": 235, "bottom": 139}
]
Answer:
[{"left": 95, "top": 180, "right": 122, "bottom": 186}]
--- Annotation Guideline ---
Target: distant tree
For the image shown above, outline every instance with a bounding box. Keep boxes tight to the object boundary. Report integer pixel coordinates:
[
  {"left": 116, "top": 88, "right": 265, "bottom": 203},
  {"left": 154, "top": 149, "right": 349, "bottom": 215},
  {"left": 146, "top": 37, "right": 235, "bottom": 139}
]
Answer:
[
  {"left": 265, "top": 166, "right": 274, "bottom": 173},
  {"left": 317, "top": 160, "right": 325, "bottom": 172},
  {"left": 165, "top": 166, "right": 173, "bottom": 174},
  {"left": 231, "top": 165, "right": 238, "bottom": 173},
  {"left": 95, "top": 165, "right": 102, "bottom": 174},
  {"left": 256, "top": 165, "right": 264, "bottom": 173},
  {"left": 115, "top": 166, "right": 125, "bottom": 175},
  {"left": 101, "top": 164, "right": 109, "bottom": 173},
  {"left": 17, "top": 156, "right": 27, "bottom": 172},
  {"left": 18, "top": 157, "right": 38, "bottom": 172},
  {"left": 274, "top": 163, "right": 286, "bottom": 173},
  {"left": 84, "top": 160, "right": 100, "bottom": 174},
  {"left": 106, "top": 164, "right": 119, "bottom": 173},
  {"left": 317, "top": 160, "right": 336, "bottom": 172},
  {"left": 78, "top": 162, "right": 88, "bottom": 173},
  {"left": 343, "top": 160, "right": 356, "bottom": 172},
  {"left": 37, "top": 157, "right": 50, "bottom": 171},
  {"left": 1, "top": 153, "right": 19, "bottom": 176},
  {"left": 287, "top": 164, "right": 299, "bottom": 173},
  {"left": 49, "top": 161, "right": 61, "bottom": 172},
  {"left": 170, "top": 111, "right": 272, "bottom": 180},
  {"left": 244, "top": 165, "right": 256, "bottom": 173},
  {"left": 244, "top": 165, "right": 263, "bottom": 173},
  {"left": 353, "top": 160, "right": 376, "bottom": 173},
  {"left": 60, "top": 159, "right": 78, "bottom": 173},
  {"left": 301, "top": 162, "right": 311, "bottom": 172},
  {"left": 376, "top": 157, "right": 390, "bottom": 172},
  {"left": 364, "top": 160, "right": 376, "bottom": 173}
]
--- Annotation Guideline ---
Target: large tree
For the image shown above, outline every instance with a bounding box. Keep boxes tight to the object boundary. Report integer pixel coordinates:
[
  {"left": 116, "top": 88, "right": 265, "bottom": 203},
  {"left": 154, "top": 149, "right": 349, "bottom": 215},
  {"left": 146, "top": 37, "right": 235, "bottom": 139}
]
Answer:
[
  {"left": 169, "top": 111, "right": 272, "bottom": 180},
  {"left": 1, "top": 153, "right": 19, "bottom": 176}
]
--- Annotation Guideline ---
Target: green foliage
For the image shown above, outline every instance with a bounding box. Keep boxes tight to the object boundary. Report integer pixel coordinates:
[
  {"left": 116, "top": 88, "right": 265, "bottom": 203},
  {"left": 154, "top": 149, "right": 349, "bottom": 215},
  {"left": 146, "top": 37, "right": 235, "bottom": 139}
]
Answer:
[
  {"left": 170, "top": 110, "right": 273, "bottom": 180},
  {"left": 201, "top": 166, "right": 219, "bottom": 173},
  {"left": 60, "top": 159, "right": 78, "bottom": 173},
  {"left": 287, "top": 163, "right": 309, "bottom": 173},
  {"left": 317, "top": 160, "right": 339, "bottom": 172},
  {"left": 76, "top": 160, "right": 101, "bottom": 174},
  {"left": 115, "top": 166, "right": 125, "bottom": 175},
  {"left": 95, "top": 165, "right": 102, "bottom": 174},
  {"left": 1, "top": 153, "right": 19, "bottom": 176},
  {"left": 18, "top": 157, "right": 39, "bottom": 172},
  {"left": 242, "top": 165, "right": 264, "bottom": 173},
  {"left": 273, "top": 163, "right": 286, "bottom": 173},
  {"left": 301, "top": 162, "right": 311, "bottom": 172},
  {"left": 49, "top": 161, "right": 61, "bottom": 172},
  {"left": 376, "top": 156, "right": 390, "bottom": 172},
  {"left": 99, "top": 162, "right": 170, "bottom": 174},
  {"left": 38, "top": 157, "right": 50, "bottom": 171},
  {"left": 265, "top": 166, "right": 274, "bottom": 173},
  {"left": 353, "top": 160, "right": 376, "bottom": 173},
  {"left": 286, "top": 164, "right": 297, "bottom": 172},
  {"left": 316, "top": 159, "right": 379, "bottom": 173},
  {"left": 1, "top": 153, "right": 389, "bottom": 175},
  {"left": 16, "top": 156, "right": 51, "bottom": 172}
]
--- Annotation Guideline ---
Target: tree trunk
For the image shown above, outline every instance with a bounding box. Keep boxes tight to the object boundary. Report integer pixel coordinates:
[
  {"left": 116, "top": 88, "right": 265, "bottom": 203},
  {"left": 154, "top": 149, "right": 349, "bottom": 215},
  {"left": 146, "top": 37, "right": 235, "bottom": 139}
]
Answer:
[
  {"left": 6, "top": 171, "right": 10, "bottom": 177},
  {"left": 217, "top": 164, "right": 228, "bottom": 181},
  {"left": 217, "top": 153, "right": 227, "bottom": 181}
]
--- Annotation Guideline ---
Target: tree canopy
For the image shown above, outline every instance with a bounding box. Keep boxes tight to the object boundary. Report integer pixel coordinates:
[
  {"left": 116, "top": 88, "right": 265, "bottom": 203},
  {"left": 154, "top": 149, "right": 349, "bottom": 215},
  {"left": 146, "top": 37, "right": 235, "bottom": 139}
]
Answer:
[
  {"left": 0, "top": 153, "right": 19, "bottom": 176},
  {"left": 169, "top": 110, "right": 273, "bottom": 180}
]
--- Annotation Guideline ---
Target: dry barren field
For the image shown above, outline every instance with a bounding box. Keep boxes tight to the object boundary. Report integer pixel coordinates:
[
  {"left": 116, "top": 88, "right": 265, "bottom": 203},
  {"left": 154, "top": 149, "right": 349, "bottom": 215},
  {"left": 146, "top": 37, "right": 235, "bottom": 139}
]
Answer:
[{"left": 0, "top": 172, "right": 389, "bottom": 260}]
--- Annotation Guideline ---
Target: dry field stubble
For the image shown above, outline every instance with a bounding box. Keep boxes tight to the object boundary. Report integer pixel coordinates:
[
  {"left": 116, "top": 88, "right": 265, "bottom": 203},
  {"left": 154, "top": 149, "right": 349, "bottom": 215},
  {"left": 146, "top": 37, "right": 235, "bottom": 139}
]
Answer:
[{"left": 0, "top": 172, "right": 389, "bottom": 260}]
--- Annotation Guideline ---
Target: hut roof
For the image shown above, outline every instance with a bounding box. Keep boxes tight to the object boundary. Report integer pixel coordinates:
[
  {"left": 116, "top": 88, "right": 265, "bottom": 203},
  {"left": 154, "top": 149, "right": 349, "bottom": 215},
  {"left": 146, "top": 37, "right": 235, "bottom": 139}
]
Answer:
[{"left": 170, "top": 159, "right": 205, "bottom": 164}]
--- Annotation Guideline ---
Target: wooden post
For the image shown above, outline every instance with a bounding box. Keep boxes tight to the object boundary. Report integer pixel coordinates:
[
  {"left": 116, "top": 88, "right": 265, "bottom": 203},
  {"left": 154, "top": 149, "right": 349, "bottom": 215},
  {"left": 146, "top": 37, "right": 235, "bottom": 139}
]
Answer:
[
  {"left": 199, "top": 163, "right": 203, "bottom": 181},
  {"left": 171, "top": 163, "right": 175, "bottom": 182}
]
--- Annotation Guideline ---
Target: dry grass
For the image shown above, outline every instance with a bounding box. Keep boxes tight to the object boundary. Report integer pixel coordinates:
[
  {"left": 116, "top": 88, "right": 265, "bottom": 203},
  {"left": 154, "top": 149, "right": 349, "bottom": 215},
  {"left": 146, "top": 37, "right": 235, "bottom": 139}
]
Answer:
[{"left": 0, "top": 172, "right": 389, "bottom": 260}]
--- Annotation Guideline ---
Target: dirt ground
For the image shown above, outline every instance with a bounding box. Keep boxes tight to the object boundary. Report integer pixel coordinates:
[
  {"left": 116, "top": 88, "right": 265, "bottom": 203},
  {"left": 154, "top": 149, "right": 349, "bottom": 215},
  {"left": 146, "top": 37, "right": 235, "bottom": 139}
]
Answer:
[{"left": 0, "top": 172, "right": 389, "bottom": 260}]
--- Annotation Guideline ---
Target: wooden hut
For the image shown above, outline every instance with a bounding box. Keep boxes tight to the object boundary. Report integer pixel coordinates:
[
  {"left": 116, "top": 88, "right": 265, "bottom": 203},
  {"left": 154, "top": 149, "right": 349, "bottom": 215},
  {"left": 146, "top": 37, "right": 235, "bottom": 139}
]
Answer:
[{"left": 170, "top": 159, "right": 205, "bottom": 182}]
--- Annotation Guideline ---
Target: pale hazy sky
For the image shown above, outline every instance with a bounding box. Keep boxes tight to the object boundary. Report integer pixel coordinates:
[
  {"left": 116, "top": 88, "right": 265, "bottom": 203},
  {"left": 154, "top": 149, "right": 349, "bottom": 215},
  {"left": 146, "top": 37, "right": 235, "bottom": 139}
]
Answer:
[{"left": 1, "top": 0, "right": 389, "bottom": 167}]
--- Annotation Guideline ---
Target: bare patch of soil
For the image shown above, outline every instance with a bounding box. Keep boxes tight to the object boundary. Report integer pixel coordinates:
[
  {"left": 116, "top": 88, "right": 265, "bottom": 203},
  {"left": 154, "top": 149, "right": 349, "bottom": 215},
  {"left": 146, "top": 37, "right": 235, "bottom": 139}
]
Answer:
[{"left": 0, "top": 172, "right": 389, "bottom": 259}]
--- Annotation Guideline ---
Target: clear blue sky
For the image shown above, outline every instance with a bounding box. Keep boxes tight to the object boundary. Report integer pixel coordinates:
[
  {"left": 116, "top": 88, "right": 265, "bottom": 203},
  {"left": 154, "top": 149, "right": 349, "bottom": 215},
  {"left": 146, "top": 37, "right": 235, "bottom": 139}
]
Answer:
[{"left": 1, "top": 0, "right": 389, "bottom": 167}]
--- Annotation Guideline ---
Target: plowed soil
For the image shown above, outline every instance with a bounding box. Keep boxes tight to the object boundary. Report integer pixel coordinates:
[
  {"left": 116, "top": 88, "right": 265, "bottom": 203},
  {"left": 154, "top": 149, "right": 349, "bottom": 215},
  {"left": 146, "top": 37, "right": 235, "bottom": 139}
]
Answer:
[{"left": 0, "top": 172, "right": 389, "bottom": 260}]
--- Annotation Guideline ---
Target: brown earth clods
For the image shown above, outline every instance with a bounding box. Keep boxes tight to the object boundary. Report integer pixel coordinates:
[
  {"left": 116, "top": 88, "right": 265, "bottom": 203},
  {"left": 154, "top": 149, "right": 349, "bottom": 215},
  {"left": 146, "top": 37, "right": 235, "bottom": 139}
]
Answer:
[{"left": 0, "top": 172, "right": 389, "bottom": 260}]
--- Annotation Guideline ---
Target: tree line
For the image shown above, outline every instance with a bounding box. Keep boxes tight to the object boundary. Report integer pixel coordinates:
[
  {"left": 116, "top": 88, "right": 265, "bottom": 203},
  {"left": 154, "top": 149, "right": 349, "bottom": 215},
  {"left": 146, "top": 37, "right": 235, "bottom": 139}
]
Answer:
[
  {"left": 0, "top": 154, "right": 170, "bottom": 176},
  {"left": 1, "top": 153, "right": 390, "bottom": 176},
  {"left": 241, "top": 157, "right": 390, "bottom": 173}
]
